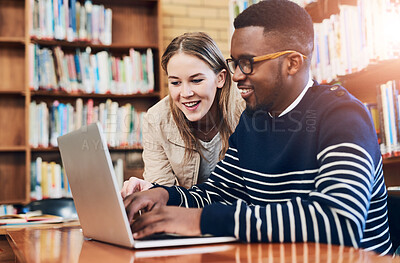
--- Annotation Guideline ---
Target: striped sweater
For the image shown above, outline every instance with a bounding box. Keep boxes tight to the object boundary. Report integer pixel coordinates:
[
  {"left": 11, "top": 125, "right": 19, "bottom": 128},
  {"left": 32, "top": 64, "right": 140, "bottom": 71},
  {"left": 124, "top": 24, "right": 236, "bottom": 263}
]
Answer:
[{"left": 160, "top": 84, "right": 393, "bottom": 255}]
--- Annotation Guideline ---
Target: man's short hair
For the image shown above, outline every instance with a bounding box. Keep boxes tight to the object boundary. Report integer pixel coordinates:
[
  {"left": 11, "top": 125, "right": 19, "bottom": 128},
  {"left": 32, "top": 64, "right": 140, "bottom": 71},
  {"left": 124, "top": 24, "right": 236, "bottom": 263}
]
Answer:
[{"left": 234, "top": 0, "right": 314, "bottom": 56}]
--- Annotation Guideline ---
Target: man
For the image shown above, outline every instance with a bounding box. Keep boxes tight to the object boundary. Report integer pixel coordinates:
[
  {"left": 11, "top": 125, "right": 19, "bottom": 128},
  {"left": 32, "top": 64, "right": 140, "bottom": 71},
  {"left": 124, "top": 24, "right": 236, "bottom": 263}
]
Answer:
[{"left": 124, "top": 0, "right": 392, "bottom": 255}]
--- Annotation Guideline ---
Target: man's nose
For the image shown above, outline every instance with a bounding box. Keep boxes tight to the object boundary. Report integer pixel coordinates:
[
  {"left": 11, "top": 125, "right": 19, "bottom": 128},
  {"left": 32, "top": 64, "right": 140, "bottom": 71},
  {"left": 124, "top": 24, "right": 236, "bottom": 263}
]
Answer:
[{"left": 232, "top": 66, "right": 246, "bottom": 83}]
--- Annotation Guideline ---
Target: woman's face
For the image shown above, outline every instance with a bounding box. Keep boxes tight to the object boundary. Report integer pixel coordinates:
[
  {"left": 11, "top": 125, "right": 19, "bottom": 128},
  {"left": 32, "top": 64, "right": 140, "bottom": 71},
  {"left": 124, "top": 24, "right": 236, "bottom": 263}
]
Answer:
[{"left": 167, "top": 53, "right": 226, "bottom": 122}]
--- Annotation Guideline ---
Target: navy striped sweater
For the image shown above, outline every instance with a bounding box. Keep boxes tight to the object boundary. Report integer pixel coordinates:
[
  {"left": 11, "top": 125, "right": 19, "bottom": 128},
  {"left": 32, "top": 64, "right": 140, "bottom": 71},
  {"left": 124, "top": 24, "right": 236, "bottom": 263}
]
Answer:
[{"left": 160, "top": 84, "right": 393, "bottom": 255}]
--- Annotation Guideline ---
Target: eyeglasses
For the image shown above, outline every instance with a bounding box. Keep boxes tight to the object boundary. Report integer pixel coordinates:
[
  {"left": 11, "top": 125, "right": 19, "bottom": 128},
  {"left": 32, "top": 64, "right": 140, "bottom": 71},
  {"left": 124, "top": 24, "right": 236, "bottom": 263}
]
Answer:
[{"left": 226, "top": 50, "right": 307, "bottom": 75}]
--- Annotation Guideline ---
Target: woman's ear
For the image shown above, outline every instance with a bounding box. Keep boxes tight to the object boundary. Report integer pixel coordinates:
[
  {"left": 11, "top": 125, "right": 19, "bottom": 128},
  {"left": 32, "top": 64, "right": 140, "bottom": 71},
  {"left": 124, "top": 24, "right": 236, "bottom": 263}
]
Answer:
[
  {"left": 286, "top": 53, "right": 305, "bottom": 75},
  {"left": 216, "top": 69, "right": 227, "bottom": 89}
]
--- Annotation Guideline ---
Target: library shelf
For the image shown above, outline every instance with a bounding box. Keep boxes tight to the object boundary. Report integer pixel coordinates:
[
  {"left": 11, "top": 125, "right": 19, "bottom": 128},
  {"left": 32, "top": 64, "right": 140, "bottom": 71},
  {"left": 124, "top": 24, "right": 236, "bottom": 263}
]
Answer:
[
  {"left": 0, "top": 0, "right": 164, "bottom": 204},
  {"left": 109, "top": 146, "right": 144, "bottom": 151},
  {"left": 338, "top": 59, "right": 400, "bottom": 92},
  {"left": 304, "top": 0, "right": 356, "bottom": 23},
  {"left": 336, "top": 59, "right": 400, "bottom": 104},
  {"left": 31, "top": 90, "right": 161, "bottom": 99},
  {"left": 30, "top": 146, "right": 143, "bottom": 152},
  {"left": 30, "top": 147, "right": 64, "bottom": 153},
  {"left": 0, "top": 90, "right": 26, "bottom": 96},
  {"left": 0, "top": 36, "right": 25, "bottom": 46},
  {"left": 30, "top": 38, "right": 159, "bottom": 51},
  {"left": 306, "top": 1, "right": 400, "bottom": 183},
  {"left": 0, "top": 146, "right": 26, "bottom": 152},
  {"left": 383, "top": 156, "right": 400, "bottom": 166},
  {"left": 230, "top": 0, "right": 400, "bottom": 185}
]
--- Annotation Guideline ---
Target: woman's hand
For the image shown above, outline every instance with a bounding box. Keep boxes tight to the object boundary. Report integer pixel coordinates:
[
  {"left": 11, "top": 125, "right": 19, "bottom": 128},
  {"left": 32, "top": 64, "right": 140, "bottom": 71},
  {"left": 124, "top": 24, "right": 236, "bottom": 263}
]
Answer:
[{"left": 121, "top": 177, "right": 154, "bottom": 198}]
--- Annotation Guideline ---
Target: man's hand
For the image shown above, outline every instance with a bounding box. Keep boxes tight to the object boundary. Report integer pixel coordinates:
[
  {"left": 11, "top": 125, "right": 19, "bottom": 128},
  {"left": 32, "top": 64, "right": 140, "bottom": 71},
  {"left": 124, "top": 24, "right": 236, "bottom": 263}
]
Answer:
[
  {"left": 121, "top": 177, "right": 154, "bottom": 198},
  {"left": 131, "top": 206, "right": 203, "bottom": 239},
  {"left": 123, "top": 187, "right": 169, "bottom": 223}
]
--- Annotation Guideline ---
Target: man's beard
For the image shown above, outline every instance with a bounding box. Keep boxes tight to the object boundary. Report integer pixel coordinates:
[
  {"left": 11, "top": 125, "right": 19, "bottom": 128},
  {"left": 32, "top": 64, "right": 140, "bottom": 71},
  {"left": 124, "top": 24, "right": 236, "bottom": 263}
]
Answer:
[
  {"left": 244, "top": 102, "right": 272, "bottom": 117},
  {"left": 244, "top": 66, "right": 283, "bottom": 118}
]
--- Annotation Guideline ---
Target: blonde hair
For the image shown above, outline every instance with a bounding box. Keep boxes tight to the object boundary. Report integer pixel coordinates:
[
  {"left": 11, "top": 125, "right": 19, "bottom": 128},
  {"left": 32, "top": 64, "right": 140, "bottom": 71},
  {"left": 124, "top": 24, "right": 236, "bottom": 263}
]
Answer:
[{"left": 161, "top": 32, "right": 242, "bottom": 161}]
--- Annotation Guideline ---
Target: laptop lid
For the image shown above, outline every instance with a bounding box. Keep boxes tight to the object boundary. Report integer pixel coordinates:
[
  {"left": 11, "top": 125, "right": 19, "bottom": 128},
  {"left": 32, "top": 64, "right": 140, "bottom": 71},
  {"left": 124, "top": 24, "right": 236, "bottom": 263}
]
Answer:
[
  {"left": 58, "top": 123, "right": 135, "bottom": 248},
  {"left": 58, "top": 122, "right": 237, "bottom": 249}
]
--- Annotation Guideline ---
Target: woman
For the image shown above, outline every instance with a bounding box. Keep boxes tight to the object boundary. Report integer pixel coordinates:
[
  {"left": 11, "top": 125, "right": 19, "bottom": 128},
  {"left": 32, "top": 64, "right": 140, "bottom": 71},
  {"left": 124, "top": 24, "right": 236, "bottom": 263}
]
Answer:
[{"left": 121, "top": 32, "right": 243, "bottom": 197}]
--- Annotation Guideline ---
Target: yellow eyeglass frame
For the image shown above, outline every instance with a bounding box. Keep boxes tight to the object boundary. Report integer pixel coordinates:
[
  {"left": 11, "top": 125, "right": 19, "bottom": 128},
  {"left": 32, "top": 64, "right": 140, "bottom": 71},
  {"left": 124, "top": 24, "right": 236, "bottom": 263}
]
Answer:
[{"left": 226, "top": 50, "right": 307, "bottom": 75}]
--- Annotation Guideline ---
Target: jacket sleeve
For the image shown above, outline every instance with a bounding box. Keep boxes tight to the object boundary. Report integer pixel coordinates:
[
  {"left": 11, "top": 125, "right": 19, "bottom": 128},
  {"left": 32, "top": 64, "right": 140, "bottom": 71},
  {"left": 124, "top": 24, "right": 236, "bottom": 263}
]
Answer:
[
  {"left": 141, "top": 111, "right": 176, "bottom": 186},
  {"left": 159, "top": 101, "right": 387, "bottom": 252}
]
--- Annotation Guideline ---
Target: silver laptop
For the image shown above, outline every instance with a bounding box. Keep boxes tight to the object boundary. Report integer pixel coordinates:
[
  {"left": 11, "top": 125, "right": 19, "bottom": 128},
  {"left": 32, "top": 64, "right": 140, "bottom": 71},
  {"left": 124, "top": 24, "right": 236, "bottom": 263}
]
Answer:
[{"left": 57, "top": 122, "right": 237, "bottom": 249}]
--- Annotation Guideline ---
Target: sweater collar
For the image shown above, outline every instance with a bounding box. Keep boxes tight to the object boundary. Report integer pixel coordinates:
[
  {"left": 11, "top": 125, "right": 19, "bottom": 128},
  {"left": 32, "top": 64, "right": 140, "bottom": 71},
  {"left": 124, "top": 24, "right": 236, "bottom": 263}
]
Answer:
[{"left": 275, "top": 75, "right": 314, "bottom": 118}]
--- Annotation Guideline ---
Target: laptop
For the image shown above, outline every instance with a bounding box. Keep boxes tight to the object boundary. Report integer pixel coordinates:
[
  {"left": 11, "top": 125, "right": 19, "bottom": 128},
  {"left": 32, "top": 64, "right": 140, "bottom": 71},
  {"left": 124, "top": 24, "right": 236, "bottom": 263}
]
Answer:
[{"left": 57, "top": 122, "right": 237, "bottom": 249}]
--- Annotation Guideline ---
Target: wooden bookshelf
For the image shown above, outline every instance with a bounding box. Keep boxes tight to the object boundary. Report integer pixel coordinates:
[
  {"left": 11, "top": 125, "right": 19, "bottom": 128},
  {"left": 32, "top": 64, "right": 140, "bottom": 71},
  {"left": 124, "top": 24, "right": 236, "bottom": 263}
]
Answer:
[
  {"left": 304, "top": 0, "right": 356, "bottom": 23},
  {"left": 338, "top": 59, "right": 400, "bottom": 104},
  {"left": 0, "top": 90, "right": 26, "bottom": 95},
  {"left": 30, "top": 146, "right": 143, "bottom": 152},
  {"left": 304, "top": 0, "right": 400, "bottom": 187},
  {"left": 0, "top": 37, "right": 25, "bottom": 46},
  {"left": 31, "top": 90, "right": 161, "bottom": 99},
  {"left": 0, "top": 0, "right": 164, "bottom": 204},
  {"left": 0, "top": 146, "right": 26, "bottom": 152},
  {"left": 31, "top": 38, "right": 159, "bottom": 50},
  {"left": 229, "top": 0, "right": 400, "bottom": 187}
]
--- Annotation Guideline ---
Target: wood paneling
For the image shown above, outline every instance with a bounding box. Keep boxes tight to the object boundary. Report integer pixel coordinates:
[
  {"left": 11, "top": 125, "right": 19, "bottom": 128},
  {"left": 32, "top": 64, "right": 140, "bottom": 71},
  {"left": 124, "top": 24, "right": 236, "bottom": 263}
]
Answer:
[
  {"left": 0, "top": 47, "right": 25, "bottom": 92},
  {"left": 0, "top": 96, "right": 25, "bottom": 147},
  {"left": 0, "top": 152, "right": 26, "bottom": 203},
  {"left": 111, "top": 5, "right": 158, "bottom": 46},
  {"left": 383, "top": 163, "right": 400, "bottom": 188},
  {"left": 0, "top": 0, "right": 24, "bottom": 38}
]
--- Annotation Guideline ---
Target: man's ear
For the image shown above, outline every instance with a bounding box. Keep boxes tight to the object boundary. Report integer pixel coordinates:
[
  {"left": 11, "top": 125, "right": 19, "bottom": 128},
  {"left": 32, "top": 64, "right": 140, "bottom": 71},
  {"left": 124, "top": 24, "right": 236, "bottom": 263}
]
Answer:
[
  {"left": 216, "top": 69, "right": 227, "bottom": 89},
  {"left": 286, "top": 53, "right": 305, "bottom": 75}
]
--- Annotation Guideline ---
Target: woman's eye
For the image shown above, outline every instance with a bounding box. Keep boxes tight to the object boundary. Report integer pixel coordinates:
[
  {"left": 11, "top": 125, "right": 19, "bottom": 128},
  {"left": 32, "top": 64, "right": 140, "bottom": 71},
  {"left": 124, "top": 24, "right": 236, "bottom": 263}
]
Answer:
[
  {"left": 170, "top": 81, "right": 180, "bottom": 86},
  {"left": 192, "top": 79, "right": 203, "bottom": 83}
]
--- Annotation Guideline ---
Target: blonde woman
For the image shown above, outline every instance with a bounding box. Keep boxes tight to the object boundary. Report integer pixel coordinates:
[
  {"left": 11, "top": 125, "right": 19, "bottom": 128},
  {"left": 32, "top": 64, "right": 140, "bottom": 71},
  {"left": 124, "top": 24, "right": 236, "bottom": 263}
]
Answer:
[{"left": 121, "top": 32, "right": 243, "bottom": 197}]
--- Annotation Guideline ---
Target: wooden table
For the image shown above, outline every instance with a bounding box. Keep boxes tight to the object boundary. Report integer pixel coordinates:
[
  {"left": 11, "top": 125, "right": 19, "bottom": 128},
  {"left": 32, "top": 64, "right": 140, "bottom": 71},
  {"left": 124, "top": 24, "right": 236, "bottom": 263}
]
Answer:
[{"left": 1, "top": 224, "right": 399, "bottom": 263}]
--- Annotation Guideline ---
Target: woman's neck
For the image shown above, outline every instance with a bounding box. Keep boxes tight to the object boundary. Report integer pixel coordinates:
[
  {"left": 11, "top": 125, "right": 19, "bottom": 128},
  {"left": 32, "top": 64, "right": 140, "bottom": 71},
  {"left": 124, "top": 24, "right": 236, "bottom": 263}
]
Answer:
[{"left": 191, "top": 99, "right": 220, "bottom": 142}]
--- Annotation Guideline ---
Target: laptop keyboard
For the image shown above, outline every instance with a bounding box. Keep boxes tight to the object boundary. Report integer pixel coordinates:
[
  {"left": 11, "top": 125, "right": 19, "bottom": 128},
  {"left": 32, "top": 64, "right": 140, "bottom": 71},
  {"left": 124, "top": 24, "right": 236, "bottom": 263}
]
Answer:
[{"left": 139, "top": 233, "right": 204, "bottom": 240}]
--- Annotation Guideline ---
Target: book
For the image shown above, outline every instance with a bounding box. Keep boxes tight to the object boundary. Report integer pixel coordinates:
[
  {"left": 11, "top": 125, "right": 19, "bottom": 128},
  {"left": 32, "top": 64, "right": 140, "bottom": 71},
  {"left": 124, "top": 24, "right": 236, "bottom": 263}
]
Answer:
[
  {"left": 31, "top": 98, "right": 146, "bottom": 150},
  {"left": 0, "top": 205, "right": 16, "bottom": 217},
  {"left": 0, "top": 213, "right": 63, "bottom": 226}
]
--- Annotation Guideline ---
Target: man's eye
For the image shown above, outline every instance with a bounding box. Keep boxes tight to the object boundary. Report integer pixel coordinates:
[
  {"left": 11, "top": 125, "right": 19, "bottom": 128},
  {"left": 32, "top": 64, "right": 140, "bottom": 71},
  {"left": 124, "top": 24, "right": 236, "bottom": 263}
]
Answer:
[{"left": 192, "top": 79, "right": 203, "bottom": 83}]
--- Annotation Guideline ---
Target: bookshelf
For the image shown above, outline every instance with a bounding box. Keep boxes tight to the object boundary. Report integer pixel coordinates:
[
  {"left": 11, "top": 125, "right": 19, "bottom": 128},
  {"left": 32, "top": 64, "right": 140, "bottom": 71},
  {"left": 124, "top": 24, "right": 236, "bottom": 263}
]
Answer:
[
  {"left": 0, "top": 0, "right": 164, "bottom": 204},
  {"left": 229, "top": 0, "right": 400, "bottom": 187}
]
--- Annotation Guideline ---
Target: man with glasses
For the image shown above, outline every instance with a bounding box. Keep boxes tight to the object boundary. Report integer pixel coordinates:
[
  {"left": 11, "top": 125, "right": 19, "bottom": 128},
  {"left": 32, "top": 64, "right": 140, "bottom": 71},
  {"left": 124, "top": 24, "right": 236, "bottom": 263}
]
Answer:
[{"left": 124, "top": 0, "right": 392, "bottom": 255}]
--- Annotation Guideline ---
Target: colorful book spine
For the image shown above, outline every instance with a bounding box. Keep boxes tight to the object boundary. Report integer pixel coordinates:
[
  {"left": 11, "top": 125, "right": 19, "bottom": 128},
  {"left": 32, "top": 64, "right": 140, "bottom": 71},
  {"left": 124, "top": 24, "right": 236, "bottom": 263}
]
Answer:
[
  {"left": 30, "top": 158, "right": 72, "bottom": 200},
  {"left": 311, "top": 0, "right": 400, "bottom": 83},
  {"left": 375, "top": 80, "right": 400, "bottom": 158},
  {"left": 30, "top": 45, "right": 155, "bottom": 95},
  {"left": 30, "top": 157, "right": 124, "bottom": 200},
  {"left": 31, "top": 99, "right": 145, "bottom": 148},
  {"left": 29, "top": 0, "right": 111, "bottom": 44}
]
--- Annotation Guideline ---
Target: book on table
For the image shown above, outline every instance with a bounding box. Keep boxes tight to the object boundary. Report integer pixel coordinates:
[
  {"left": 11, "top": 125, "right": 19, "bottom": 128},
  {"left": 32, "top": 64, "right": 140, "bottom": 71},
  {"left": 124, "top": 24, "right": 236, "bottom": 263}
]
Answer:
[{"left": 0, "top": 213, "right": 64, "bottom": 225}]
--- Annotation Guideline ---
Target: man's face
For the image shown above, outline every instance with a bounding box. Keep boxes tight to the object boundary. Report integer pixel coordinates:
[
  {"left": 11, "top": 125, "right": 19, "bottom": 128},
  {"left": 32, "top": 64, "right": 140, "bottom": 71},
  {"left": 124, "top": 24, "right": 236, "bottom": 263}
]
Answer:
[{"left": 230, "top": 26, "right": 288, "bottom": 116}]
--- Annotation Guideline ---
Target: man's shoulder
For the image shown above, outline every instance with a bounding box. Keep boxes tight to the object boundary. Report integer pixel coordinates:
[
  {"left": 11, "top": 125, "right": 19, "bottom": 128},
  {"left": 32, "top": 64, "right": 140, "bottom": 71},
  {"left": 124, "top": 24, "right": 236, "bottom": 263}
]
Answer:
[{"left": 309, "top": 83, "right": 366, "bottom": 111}]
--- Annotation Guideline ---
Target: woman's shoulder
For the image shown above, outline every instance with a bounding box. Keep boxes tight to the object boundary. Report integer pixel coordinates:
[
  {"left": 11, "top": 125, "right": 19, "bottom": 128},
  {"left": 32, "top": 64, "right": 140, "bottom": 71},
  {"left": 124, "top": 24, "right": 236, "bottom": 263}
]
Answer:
[
  {"left": 233, "top": 92, "right": 245, "bottom": 119},
  {"left": 145, "top": 96, "right": 173, "bottom": 124},
  {"left": 147, "top": 96, "right": 170, "bottom": 114},
  {"left": 235, "top": 95, "right": 245, "bottom": 112}
]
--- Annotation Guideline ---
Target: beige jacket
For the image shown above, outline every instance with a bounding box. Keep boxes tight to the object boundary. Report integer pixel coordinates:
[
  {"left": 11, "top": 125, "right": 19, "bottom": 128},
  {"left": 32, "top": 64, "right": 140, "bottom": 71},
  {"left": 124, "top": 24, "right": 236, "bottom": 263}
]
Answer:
[{"left": 142, "top": 95, "right": 244, "bottom": 189}]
